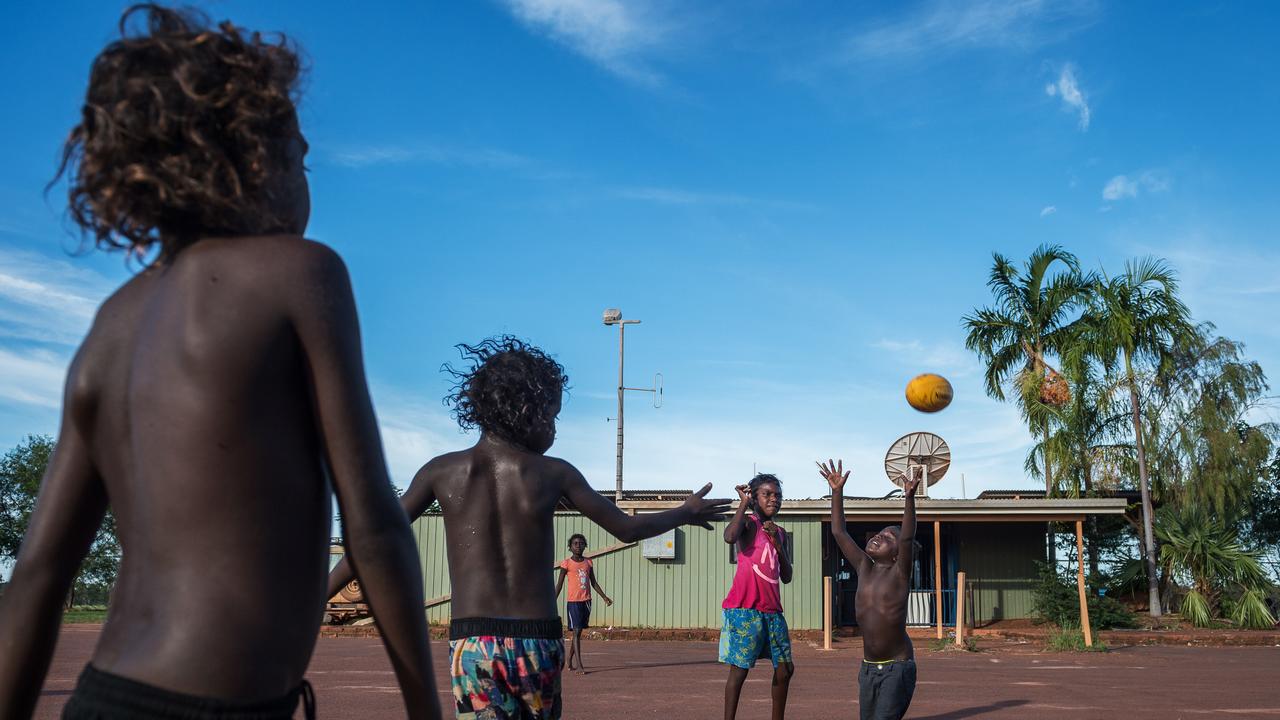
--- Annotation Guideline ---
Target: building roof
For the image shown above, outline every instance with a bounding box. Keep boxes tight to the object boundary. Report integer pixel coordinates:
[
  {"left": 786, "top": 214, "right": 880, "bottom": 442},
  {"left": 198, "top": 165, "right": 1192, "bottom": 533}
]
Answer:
[
  {"left": 603, "top": 496, "right": 1128, "bottom": 522},
  {"left": 976, "top": 489, "right": 1048, "bottom": 499},
  {"left": 556, "top": 489, "right": 695, "bottom": 510}
]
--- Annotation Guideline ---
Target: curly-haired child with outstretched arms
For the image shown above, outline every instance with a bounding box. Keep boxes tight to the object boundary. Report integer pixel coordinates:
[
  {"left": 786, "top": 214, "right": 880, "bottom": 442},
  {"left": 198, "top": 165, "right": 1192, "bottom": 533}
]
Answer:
[
  {"left": 329, "top": 336, "right": 729, "bottom": 719},
  {"left": 0, "top": 5, "right": 437, "bottom": 719}
]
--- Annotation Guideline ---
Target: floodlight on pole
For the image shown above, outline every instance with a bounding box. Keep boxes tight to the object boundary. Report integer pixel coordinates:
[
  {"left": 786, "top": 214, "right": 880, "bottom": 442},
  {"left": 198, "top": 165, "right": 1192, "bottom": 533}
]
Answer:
[{"left": 601, "top": 308, "right": 661, "bottom": 502}]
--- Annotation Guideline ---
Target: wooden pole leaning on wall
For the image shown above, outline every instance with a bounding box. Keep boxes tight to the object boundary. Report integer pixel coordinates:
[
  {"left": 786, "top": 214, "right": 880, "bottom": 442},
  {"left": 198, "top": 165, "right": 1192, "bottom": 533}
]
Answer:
[
  {"left": 823, "top": 576, "right": 833, "bottom": 650},
  {"left": 955, "top": 571, "right": 966, "bottom": 646},
  {"left": 1075, "top": 519, "right": 1093, "bottom": 647},
  {"left": 934, "top": 520, "right": 943, "bottom": 640}
]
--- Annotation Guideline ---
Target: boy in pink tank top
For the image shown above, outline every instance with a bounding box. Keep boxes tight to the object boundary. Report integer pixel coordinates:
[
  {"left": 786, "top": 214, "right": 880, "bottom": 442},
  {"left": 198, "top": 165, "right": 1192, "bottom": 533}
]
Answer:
[{"left": 720, "top": 473, "right": 794, "bottom": 720}]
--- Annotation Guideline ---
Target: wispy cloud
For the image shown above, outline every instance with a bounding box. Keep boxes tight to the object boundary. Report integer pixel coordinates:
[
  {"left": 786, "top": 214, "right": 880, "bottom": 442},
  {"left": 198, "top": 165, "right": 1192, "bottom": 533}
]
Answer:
[
  {"left": 498, "top": 0, "right": 671, "bottom": 86},
  {"left": 371, "top": 391, "right": 466, "bottom": 488},
  {"left": 329, "top": 142, "right": 530, "bottom": 170},
  {"left": 0, "top": 248, "right": 115, "bottom": 347},
  {"left": 1045, "top": 63, "right": 1090, "bottom": 130},
  {"left": 0, "top": 346, "right": 68, "bottom": 409},
  {"left": 871, "top": 339, "right": 978, "bottom": 378},
  {"left": 842, "top": 0, "right": 1096, "bottom": 63},
  {"left": 615, "top": 186, "right": 815, "bottom": 211},
  {"left": 1040, "top": 205, "right": 1058, "bottom": 218},
  {"left": 1102, "top": 170, "right": 1171, "bottom": 202},
  {"left": 616, "top": 186, "right": 751, "bottom": 206}
]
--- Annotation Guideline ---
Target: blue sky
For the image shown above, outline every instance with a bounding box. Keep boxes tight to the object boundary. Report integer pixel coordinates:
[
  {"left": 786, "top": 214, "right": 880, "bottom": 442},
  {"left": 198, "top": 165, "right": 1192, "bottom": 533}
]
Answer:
[{"left": 1, "top": 0, "right": 1277, "bottom": 503}]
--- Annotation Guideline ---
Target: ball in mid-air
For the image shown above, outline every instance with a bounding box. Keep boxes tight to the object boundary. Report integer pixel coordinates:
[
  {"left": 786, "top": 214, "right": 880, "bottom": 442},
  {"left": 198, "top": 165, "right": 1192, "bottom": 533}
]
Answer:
[{"left": 905, "top": 373, "right": 953, "bottom": 413}]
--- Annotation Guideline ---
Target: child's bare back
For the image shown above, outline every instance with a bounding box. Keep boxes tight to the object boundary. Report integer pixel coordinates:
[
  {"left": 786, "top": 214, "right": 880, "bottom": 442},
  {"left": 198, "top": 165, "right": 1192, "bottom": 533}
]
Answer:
[
  {"left": 74, "top": 236, "right": 346, "bottom": 694},
  {"left": 413, "top": 442, "right": 584, "bottom": 620}
]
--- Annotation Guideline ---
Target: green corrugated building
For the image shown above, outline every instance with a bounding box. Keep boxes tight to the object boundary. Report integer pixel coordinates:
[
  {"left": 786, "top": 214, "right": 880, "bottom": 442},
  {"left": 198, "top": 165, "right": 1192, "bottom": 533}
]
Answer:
[{"left": 390, "top": 491, "right": 1127, "bottom": 631}]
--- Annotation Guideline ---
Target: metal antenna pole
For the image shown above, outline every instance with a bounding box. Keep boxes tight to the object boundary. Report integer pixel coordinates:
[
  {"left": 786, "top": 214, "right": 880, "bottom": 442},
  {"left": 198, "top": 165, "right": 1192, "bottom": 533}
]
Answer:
[
  {"left": 601, "top": 310, "right": 653, "bottom": 504},
  {"left": 616, "top": 322, "right": 625, "bottom": 503}
]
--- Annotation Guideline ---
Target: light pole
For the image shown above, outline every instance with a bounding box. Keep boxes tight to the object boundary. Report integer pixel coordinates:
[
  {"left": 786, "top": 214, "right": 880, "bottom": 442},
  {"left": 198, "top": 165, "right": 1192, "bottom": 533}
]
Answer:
[{"left": 602, "top": 308, "right": 661, "bottom": 503}]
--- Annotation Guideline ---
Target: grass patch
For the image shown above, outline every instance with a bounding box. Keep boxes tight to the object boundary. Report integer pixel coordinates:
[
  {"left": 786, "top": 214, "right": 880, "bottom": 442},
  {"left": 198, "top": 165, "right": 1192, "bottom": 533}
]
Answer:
[
  {"left": 1045, "top": 627, "right": 1107, "bottom": 652},
  {"left": 929, "top": 636, "right": 979, "bottom": 652},
  {"left": 63, "top": 607, "right": 108, "bottom": 624}
]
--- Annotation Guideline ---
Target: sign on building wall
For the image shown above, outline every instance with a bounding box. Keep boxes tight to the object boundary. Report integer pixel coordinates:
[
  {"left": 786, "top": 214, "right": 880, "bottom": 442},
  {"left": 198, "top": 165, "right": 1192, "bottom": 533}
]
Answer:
[{"left": 641, "top": 529, "right": 677, "bottom": 559}]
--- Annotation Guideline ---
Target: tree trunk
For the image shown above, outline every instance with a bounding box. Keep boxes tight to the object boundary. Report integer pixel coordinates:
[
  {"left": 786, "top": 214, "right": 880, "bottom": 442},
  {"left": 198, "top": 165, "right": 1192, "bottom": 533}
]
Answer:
[
  {"left": 1042, "top": 422, "right": 1054, "bottom": 495},
  {"left": 1127, "top": 352, "right": 1162, "bottom": 617},
  {"left": 1034, "top": 343, "right": 1058, "bottom": 567},
  {"left": 1043, "top": 420, "right": 1057, "bottom": 567},
  {"left": 1082, "top": 452, "right": 1100, "bottom": 577}
]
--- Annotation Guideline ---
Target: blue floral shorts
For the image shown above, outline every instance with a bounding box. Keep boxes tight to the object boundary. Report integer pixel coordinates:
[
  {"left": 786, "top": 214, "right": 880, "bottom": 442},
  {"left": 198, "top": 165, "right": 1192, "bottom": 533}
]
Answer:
[{"left": 718, "top": 608, "right": 792, "bottom": 669}]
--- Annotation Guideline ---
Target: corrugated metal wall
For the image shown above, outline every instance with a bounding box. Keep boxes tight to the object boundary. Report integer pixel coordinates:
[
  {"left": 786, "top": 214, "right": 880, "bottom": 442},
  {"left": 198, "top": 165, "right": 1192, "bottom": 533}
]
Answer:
[
  {"left": 412, "top": 514, "right": 826, "bottom": 629},
  {"left": 955, "top": 522, "right": 1042, "bottom": 623}
]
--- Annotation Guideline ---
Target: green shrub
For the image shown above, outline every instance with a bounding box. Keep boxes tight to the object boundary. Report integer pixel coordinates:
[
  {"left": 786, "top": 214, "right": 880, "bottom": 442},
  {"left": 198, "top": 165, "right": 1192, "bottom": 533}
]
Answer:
[
  {"left": 1229, "top": 588, "right": 1276, "bottom": 629},
  {"left": 1031, "top": 562, "right": 1137, "bottom": 630},
  {"left": 1179, "top": 589, "right": 1213, "bottom": 627}
]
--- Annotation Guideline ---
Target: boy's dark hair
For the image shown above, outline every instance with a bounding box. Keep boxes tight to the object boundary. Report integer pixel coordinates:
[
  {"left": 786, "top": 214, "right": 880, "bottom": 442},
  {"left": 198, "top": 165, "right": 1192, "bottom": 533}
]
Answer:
[
  {"left": 52, "top": 4, "right": 304, "bottom": 259},
  {"left": 567, "top": 533, "right": 587, "bottom": 548},
  {"left": 443, "top": 336, "right": 569, "bottom": 450},
  {"left": 884, "top": 525, "right": 924, "bottom": 559}
]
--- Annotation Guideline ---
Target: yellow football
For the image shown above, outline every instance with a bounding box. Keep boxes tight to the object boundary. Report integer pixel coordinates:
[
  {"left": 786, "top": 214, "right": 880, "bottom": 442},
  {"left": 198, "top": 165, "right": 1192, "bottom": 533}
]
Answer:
[{"left": 905, "top": 373, "right": 953, "bottom": 413}]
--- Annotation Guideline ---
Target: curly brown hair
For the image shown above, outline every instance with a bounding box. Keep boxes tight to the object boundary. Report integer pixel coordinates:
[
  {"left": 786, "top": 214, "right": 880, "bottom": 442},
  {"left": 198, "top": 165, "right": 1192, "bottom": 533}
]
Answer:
[
  {"left": 52, "top": 4, "right": 305, "bottom": 259},
  {"left": 443, "top": 336, "right": 569, "bottom": 451}
]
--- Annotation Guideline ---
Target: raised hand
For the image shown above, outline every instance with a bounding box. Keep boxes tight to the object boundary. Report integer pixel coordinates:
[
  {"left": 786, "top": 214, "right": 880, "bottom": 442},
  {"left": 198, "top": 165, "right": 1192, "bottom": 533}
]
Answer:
[
  {"left": 683, "top": 483, "right": 732, "bottom": 530},
  {"left": 902, "top": 466, "right": 923, "bottom": 496},
  {"left": 735, "top": 483, "right": 751, "bottom": 506},
  {"left": 816, "top": 459, "right": 850, "bottom": 491}
]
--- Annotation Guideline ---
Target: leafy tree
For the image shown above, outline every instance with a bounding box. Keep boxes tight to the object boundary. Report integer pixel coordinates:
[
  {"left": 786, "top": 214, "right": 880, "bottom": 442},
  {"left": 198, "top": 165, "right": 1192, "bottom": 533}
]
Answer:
[
  {"left": 0, "top": 436, "right": 53, "bottom": 561},
  {"left": 1246, "top": 450, "right": 1280, "bottom": 577},
  {"left": 0, "top": 436, "right": 119, "bottom": 607},
  {"left": 1087, "top": 258, "right": 1194, "bottom": 617},
  {"left": 1145, "top": 328, "right": 1274, "bottom": 521}
]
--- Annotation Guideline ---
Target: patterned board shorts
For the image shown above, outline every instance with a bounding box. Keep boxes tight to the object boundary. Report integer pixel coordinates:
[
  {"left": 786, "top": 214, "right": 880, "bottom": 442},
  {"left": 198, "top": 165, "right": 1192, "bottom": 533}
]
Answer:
[
  {"left": 449, "top": 618, "right": 564, "bottom": 720},
  {"left": 718, "top": 608, "right": 793, "bottom": 670}
]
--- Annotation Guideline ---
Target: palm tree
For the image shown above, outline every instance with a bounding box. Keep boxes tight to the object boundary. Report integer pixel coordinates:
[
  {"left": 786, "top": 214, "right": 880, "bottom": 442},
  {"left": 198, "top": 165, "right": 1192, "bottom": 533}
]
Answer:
[
  {"left": 1028, "top": 342, "right": 1131, "bottom": 575},
  {"left": 964, "top": 245, "right": 1092, "bottom": 497},
  {"left": 1089, "top": 258, "right": 1194, "bottom": 617}
]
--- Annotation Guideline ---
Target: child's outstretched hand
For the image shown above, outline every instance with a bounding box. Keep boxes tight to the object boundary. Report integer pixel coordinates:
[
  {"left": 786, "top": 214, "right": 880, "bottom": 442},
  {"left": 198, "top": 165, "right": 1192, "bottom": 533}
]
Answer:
[
  {"left": 902, "top": 466, "right": 923, "bottom": 496},
  {"left": 816, "top": 459, "right": 850, "bottom": 491},
  {"left": 683, "top": 483, "right": 731, "bottom": 530}
]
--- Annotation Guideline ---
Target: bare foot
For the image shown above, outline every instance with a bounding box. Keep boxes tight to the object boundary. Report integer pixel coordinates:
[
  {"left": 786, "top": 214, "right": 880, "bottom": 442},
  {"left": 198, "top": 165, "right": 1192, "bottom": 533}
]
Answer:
[{"left": 576, "top": 668, "right": 588, "bottom": 675}]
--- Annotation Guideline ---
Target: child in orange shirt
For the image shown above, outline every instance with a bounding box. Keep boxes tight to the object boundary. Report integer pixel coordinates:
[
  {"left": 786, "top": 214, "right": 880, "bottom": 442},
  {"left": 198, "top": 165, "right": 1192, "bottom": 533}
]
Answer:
[{"left": 555, "top": 534, "right": 613, "bottom": 674}]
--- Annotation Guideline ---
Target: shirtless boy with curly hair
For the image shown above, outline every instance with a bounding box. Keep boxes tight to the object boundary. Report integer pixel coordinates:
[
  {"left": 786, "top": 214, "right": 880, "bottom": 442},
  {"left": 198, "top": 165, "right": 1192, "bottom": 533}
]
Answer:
[
  {"left": 0, "top": 6, "right": 437, "bottom": 718},
  {"left": 329, "top": 336, "right": 729, "bottom": 719}
]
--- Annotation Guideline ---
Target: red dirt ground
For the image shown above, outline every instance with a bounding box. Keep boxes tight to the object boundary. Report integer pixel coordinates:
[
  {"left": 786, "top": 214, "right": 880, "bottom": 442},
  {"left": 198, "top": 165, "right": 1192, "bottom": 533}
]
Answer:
[{"left": 34, "top": 625, "right": 1280, "bottom": 719}]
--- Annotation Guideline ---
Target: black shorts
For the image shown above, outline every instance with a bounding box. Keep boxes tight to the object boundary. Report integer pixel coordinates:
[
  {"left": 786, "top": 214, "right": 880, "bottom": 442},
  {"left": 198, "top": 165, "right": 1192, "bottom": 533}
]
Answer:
[
  {"left": 858, "top": 658, "right": 916, "bottom": 720},
  {"left": 63, "top": 664, "right": 314, "bottom": 720},
  {"left": 566, "top": 600, "right": 592, "bottom": 630}
]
